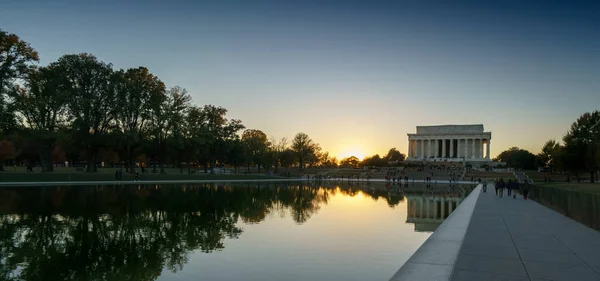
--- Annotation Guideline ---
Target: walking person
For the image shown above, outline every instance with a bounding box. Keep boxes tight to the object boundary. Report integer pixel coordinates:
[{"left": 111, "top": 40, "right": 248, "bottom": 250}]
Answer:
[
  {"left": 498, "top": 178, "right": 505, "bottom": 198},
  {"left": 507, "top": 179, "right": 513, "bottom": 196},
  {"left": 494, "top": 179, "right": 499, "bottom": 196}
]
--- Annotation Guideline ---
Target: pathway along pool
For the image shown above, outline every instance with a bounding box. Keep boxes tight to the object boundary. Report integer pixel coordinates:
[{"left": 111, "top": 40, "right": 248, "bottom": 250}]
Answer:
[{"left": 0, "top": 182, "right": 474, "bottom": 281}]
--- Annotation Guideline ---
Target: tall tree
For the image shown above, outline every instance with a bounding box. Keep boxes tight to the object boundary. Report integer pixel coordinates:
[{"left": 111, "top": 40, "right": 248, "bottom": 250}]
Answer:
[
  {"left": 165, "top": 87, "right": 192, "bottom": 173},
  {"left": 56, "top": 53, "right": 116, "bottom": 172},
  {"left": 340, "top": 156, "right": 360, "bottom": 168},
  {"left": 291, "top": 132, "right": 316, "bottom": 169},
  {"left": 226, "top": 138, "right": 248, "bottom": 173},
  {"left": 319, "top": 152, "right": 338, "bottom": 168},
  {"left": 269, "top": 137, "right": 287, "bottom": 173},
  {"left": 147, "top": 87, "right": 192, "bottom": 173},
  {"left": 186, "top": 105, "right": 244, "bottom": 173},
  {"left": 384, "top": 147, "right": 406, "bottom": 162},
  {"left": 493, "top": 147, "right": 539, "bottom": 170},
  {"left": 562, "top": 111, "right": 600, "bottom": 182},
  {"left": 279, "top": 149, "right": 296, "bottom": 172},
  {"left": 537, "top": 140, "right": 562, "bottom": 173},
  {"left": 362, "top": 154, "right": 387, "bottom": 167},
  {"left": 114, "top": 67, "right": 165, "bottom": 172},
  {"left": 305, "top": 143, "right": 323, "bottom": 168},
  {"left": 9, "top": 65, "right": 68, "bottom": 171},
  {"left": 0, "top": 29, "right": 39, "bottom": 95},
  {"left": 241, "top": 129, "right": 269, "bottom": 172},
  {"left": 0, "top": 29, "right": 39, "bottom": 137}
]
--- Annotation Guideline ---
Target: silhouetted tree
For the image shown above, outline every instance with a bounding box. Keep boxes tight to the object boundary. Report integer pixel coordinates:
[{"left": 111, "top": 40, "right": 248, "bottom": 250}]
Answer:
[{"left": 493, "top": 147, "right": 539, "bottom": 170}]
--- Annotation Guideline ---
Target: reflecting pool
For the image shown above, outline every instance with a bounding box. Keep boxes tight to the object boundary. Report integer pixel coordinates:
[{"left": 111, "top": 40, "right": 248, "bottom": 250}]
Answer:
[{"left": 0, "top": 182, "right": 474, "bottom": 281}]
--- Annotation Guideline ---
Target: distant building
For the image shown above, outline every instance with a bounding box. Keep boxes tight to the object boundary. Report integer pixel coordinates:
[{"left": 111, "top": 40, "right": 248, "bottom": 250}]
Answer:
[{"left": 407, "top": 124, "right": 492, "bottom": 163}]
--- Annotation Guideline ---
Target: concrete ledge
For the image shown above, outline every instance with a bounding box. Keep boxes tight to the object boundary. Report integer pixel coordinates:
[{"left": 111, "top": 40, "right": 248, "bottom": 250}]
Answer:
[
  {"left": 390, "top": 184, "right": 481, "bottom": 281},
  {"left": 0, "top": 178, "right": 476, "bottom": 187}
]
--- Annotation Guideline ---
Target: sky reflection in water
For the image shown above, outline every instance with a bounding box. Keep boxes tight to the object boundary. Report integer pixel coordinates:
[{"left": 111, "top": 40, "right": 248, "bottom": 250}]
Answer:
[{"left": 0, "top": 182, "right": 473, "bottom": 281}]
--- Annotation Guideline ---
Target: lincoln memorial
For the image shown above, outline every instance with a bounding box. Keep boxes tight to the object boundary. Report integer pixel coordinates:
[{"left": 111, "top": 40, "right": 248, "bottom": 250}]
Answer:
[{"left": 407, "top": 124, "right": 491, "bottom": 162}]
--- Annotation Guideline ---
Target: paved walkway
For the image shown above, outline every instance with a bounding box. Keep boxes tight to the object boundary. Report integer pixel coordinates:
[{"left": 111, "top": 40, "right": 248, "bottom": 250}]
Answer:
[{"left": 452, "top": 186, "right": 600, "bottom": 281}]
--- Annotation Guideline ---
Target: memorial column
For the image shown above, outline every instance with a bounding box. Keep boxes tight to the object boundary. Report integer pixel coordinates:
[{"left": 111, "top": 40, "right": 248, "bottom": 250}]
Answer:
[
  {"left": 449, "top": 138, "right": 454, "bottom": 158},
  {"left": 429, "top": 139, "right": 433, "bottom": 159},
  {"left": 419, "top": 197, "right": 424, "bottom": 218},
  {"left": 442, "top": 139, "right": 446, "bottom": 158},
  {"left": 415, "top": 140, "right": 419, "bottom": 158},
  {"left": 441, "top": 200, "right": 445, "bottom": 219},
  {"left": 486, "top": 139, "right": 491, "bottom": 159},
  {"left": 408, "top": 139, "right": 412, "bottom": 159},
  {"left": 479, "top": 139, "right": 483, "bottom": 159},
  {"left": 457, "top": 139, "right": 461, "bottom": 158},
  {"left": 471, "top": 138, "right": 475, "bottom": 159},
  {"left": 421, "top": 139, "right": 425, "bottom": 159}
]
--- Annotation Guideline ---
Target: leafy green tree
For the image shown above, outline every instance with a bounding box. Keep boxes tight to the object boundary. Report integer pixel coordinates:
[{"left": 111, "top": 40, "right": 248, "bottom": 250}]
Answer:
[
  {"left": 241, "top": 129, "right": 269, "bottom": 172},
  {"left": 562, "top": 111, "right": 600, "bottom": 182},
  {"left": 114, "top": 67, "right": 165, "bottom": 172},
  {"left": 279, "top": 149, "right": 296, "bottom": 172},
  {"left": 340, "top": 156, "right": 360, "bottom": 168},
  {"left": 291, "top": 132, "right": 316, "bottom": 169},
  {"left": 305, "top": 143, "right": 323, "bottom": 168},
  {"left": 537, "top": 140, "right": 562, "bottom": 173},
  {"left": 56, "top": 53, "right": 116, "bottom": 172},
  {"left": 226, "top": 138, "right": 248, "bottom": 173},
  {"left": 319, "top": 152, "right": 338, "bottom": 168},
  {"left": 9, "top": 65, "right": 68, "bottom": 171},
  {"left": 0, "top": 29, "right": 39, "bottom": 95},
  {"left": 0, "top": 29, "right": 39, "bottom": 139},
  {"left": 384, "top": 147, "right": 406, "bottom": 162},
  {"left": 493, "top": 147, "right": 539, "bottom": 170},
  {"left": 361, "top": 154, "right": 387, "bottom": 167},
  {"left": 164, "top": 87, "right": 192, "bottom": 173},
  {"left": 199, "top": 105, "right": 245, "bottom": 172}
]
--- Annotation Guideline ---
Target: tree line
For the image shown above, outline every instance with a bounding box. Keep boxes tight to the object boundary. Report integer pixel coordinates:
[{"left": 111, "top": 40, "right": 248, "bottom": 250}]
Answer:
[
  {"left": 494, "top": 111, "right": 600, "bottom": 182},
  {"left": 0, "top": 29, "right": 345, "bottom": 173}
]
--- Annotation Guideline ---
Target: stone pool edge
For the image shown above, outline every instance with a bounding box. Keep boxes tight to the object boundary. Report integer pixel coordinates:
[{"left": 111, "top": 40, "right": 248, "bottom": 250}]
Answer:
[
  {"left": 0, "top": 179, "right": 476, "bottom": 187},
  {"left": 389, "top": 184, "right": 482, "bottom": 281}
]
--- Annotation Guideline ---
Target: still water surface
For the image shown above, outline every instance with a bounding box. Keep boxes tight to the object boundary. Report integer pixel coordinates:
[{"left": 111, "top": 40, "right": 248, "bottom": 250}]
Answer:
[{"left": 0, "top": 182, "right": 473, "bottom": 281}]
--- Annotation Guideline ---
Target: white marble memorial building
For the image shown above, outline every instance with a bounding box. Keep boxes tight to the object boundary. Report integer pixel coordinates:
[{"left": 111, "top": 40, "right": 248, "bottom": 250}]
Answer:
[{"left": 407, "top": 124, "right": 491, "bottom": 162}]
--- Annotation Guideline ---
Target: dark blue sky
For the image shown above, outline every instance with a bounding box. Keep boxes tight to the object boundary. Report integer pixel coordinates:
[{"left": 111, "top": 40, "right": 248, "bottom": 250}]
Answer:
[{"left": 1, "top": 0, "right": 599, "bottom": 157}]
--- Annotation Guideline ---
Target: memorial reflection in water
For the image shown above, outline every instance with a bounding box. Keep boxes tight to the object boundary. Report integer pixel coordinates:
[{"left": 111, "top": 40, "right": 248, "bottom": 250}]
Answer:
[
  {"left": 0, "top": 182, "right": 474, "bottom": 281},
  {"left": 406, "top": 193, "right": 464, "bottom": 232}
]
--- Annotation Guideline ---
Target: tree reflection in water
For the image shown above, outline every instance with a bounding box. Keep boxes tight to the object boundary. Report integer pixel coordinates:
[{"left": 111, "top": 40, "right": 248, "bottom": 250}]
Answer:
[{"left": 0, "top": 182, "right": 447, "bottom": 281}]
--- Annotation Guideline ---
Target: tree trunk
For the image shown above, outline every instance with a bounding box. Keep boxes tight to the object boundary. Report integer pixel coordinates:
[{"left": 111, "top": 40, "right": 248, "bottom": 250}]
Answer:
[
  {"left": 258, "top": 164, "right": 261, "bottom": 173},
  {"left": 0, "top": 160, "right": 4, "bottom": 171},
  {"left": 45, "top": 147, "right": 54, "bottom": 172},
  {"left": 180, "top": 153, "right": 184, "bottom": 174},
  {"left": 86, "top": 153, "right": 96, "bottom": 173},
  {"left": 590, "top": 171, "right": 595, "bottom": 183},
  {"left": 159, "top": 161, "right": 166, "bottom": 174}
]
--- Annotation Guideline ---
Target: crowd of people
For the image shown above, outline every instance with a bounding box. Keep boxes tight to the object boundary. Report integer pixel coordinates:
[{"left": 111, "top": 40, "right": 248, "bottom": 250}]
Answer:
[{"left": 491, "top": 178, "right": 530, "bottom": 199}]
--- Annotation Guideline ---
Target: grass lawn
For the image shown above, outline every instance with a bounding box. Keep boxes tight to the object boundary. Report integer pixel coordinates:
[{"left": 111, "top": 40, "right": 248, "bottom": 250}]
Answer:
[
  {"left": 0, "top": 170, "right": 286, "bottom": 183},
  {"left": 537, "top": 182, "right": 600, "bottom": 195}
]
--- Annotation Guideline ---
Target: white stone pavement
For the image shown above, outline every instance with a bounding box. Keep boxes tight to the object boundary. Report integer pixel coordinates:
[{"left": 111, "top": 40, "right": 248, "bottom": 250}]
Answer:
[{"left": 391, "top": 184, "right": 600, "bottom": 281}]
